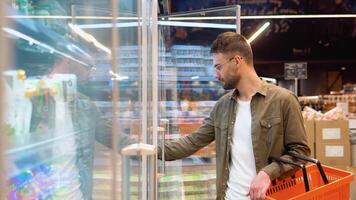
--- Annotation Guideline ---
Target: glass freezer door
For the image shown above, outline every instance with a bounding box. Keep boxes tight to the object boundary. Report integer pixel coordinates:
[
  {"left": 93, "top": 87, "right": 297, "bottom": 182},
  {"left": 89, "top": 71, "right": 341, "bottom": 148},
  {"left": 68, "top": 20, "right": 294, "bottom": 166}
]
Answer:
[
  {"left": 0, "top": 0, "right": 159, "bottom": 199},
  {"left": 156, "top": 6, "right": 240, "bottom": 200}
]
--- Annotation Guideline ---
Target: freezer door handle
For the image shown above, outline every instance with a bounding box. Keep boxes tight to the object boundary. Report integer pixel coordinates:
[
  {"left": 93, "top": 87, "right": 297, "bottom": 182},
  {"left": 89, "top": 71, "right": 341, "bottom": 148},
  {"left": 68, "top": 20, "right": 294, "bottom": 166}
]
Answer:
[
  {"left": 158, "top": 119, "right": 169, "bottom": 177},
  {"left": 121, "top": 143, "right": 156, "bottom": 156}
]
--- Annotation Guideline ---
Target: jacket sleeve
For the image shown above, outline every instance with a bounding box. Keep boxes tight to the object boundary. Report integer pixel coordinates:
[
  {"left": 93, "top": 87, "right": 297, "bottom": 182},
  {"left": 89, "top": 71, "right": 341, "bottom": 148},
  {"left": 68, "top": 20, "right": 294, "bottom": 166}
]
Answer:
[
  {"left": 262, "top": 92, "right": 311, "bottom": 180},
  {"left": 158, "top": 109, "right": 216, "bottom": 161},
  {"left": 94, "top": 106, "right": 135, "bottom": 152}
]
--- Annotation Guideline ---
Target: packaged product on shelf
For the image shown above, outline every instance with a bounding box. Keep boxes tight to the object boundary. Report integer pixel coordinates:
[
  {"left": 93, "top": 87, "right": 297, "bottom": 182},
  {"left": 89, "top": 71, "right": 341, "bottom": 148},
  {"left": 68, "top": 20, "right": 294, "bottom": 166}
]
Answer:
[
  {"left": 2, "top": 70, "right": 32, "bottom": 137},
  {"left": 8, "top": 163, "right": 55, "bottom": 200},
  {"left": 48, "top": 74, "right": 77, "bottom": 102},
  {"left": 322, "top": 106, "right": 347, "bottom": 121},
  {"left": 46, "top": 74, "right": 78, "bottom": 165},
  {"left": 15, "top": 0, "right": 33, "bottom": 15},
  {"left": 303, "top": 105, "right": 347, "bottom": 121},
  {"left": 25, "top": 78, "right": 56, "bottom": 134},
  {"left": 302, "top": 106, "right": 323, "bottom": 121},
  {"left": 348, "top": 95, "right": 356, "bottom": 114}
]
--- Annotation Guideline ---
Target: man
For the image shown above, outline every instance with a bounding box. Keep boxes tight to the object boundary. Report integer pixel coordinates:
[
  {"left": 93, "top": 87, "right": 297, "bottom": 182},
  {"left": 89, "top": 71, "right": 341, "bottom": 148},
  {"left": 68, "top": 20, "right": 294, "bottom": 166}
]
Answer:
[
  {"left": 158, "top": 32, "right": 310, "bottom": 200},
  {"left": 48, "top": 56, "right": 132, "bottom": 200}
]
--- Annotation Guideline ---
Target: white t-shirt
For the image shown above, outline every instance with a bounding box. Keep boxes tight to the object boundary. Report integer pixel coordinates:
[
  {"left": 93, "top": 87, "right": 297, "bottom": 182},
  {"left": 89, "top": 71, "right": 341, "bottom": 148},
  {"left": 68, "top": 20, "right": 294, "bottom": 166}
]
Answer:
[{"left": 225, "top": 99, "right": 256, "bottom": 200}]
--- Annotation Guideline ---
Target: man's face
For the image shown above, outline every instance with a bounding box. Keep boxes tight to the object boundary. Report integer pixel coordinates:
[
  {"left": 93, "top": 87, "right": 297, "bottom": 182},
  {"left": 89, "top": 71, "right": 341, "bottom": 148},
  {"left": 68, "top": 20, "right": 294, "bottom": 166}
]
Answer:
[
  {"left": 69, "top": 62, "right": 95, "bottom": 84},
  {"left": 212, "top": 53, "right": 241, "bottom": 90}
]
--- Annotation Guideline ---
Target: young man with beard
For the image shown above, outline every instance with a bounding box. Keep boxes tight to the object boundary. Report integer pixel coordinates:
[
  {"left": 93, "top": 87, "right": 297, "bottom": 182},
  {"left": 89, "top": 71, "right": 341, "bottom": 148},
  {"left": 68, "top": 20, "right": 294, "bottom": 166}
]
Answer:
[{"left": 158, "top": 32, "right": 310, "bottom": 200}]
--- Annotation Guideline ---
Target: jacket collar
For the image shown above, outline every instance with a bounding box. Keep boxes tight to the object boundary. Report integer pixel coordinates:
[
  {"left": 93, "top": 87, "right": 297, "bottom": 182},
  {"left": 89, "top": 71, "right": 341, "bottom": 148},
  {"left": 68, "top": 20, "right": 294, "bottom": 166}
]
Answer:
[{"left": 229, "top": 79, "right": 268, "bottom": 101}]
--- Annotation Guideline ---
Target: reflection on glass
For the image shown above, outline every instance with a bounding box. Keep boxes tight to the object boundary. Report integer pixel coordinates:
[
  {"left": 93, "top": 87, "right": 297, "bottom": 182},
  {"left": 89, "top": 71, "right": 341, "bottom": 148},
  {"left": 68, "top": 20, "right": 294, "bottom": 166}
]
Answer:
[
  {"left": 2, "top": 1, "right": 239, "bottom": 199},
  {"left": 2, "top": 1, "right": 142, "bottom": 199},
  {"left": 158, "top": 6, "right": 238, "bottom": 200}
]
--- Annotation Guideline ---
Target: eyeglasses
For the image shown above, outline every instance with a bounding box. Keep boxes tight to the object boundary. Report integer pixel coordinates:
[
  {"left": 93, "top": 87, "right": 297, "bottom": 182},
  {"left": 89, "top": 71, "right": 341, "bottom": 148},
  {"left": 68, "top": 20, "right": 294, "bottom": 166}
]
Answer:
[{"left": 214, "top": 56, "right": 235, "bottom": 71}]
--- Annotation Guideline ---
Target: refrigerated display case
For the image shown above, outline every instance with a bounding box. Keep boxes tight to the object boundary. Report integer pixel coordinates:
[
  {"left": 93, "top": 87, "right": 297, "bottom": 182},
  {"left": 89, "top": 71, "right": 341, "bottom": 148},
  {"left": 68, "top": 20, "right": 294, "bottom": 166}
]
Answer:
[
  {"left": 157, "top": 6, "right": 240, "bottom": 200},
  {"left": 1, "top": 0, "right": 159, "bottom": 199},
  {"left": 2, "top": 10, "right": 97, "bottom": 200},
  {"left": 1, "top": 1, "right": 240, "bottom": 199}
]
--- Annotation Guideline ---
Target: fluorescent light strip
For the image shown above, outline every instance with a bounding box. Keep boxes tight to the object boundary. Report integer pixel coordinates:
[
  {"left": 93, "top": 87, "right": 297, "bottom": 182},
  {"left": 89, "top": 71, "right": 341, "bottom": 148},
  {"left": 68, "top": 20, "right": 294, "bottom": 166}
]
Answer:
[
  {"left": 78, "top": 21, "right": 236, "bottom": 29},
  {"left": 69, "top": 23, "right": 111, "bottom": 55},
  {"left": 3, "top": 27, "right": 42, "bottom": 45},
  {"left": 158, "top": 21, "right": 236, "bottom": 29},
  {"left": 168, "top": 14, "right": 356, "bottom": 20},
  {"left": 78, "top": 22, "right": 139, "bottom": 29},
  {"left": 6, "top": 15, "right": 138, "bottom": 20},
  {"left": 242, "top": 14, "right": 356, "bottom": 19},
  {"left": 168, "top": 16, "right": 234, "bottom": 20},
  {"left": 5, "top": 14, "right": 356, "bottom": 20},
  {"left": 247, "top": 22, "right": 270, "bottom": 43},
  {"left": 2, "top": 27, "right": 89, "bottom": 66},
  {"left": 109, "top": 70, "right": 129, "bottom": 80}
]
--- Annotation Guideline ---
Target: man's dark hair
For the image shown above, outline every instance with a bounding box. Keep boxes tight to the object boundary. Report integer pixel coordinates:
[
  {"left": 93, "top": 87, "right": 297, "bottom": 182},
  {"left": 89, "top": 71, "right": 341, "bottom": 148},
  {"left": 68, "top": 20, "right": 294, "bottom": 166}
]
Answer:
[{"left": 210, "top": 32, "right": 253, "bottom": 65}]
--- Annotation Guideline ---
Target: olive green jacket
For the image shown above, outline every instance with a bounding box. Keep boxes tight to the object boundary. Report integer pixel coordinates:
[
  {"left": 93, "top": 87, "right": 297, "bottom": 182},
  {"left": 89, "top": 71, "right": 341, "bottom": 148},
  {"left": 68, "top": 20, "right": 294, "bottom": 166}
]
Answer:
[{"left": 158, "top": 81, "right": 310, "bottom": 200}]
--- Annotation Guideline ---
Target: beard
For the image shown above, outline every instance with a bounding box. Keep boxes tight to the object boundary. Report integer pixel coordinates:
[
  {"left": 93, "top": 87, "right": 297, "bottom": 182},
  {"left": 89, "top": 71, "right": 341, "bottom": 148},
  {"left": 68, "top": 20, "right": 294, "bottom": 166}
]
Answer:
[{"left": 222, "top": 75, "right": 240, "bottom": 90}]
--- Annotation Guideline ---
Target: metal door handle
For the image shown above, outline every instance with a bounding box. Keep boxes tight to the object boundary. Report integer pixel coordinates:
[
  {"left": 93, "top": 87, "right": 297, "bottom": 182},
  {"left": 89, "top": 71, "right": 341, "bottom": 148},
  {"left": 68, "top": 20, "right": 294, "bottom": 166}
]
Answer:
[
  {"left": 158, "top": 119, "right": 169, "bottom": 177},
  {"left": 121, "top": 143, "right": 156, "bottom": 156}
]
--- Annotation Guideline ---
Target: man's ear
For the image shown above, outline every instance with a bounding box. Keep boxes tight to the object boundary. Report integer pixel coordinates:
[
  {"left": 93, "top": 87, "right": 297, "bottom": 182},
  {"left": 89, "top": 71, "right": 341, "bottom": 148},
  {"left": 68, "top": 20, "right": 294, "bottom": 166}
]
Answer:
[
  {"left": 234, "top": 56, "right": 243, "bottom": 68},
  {"left": 233, "top": 57, "right": 240, "bottom": 69}
]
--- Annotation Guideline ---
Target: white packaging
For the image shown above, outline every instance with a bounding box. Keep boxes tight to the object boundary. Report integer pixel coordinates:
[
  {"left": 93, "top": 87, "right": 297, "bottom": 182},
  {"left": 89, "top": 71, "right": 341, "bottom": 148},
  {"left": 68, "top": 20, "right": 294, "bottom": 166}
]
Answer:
[
  {"left": 2, "top": 70, "right": 32, "bottom": 136},
  {"left": 325, "top": 145, "right": 344, "bottom": 157},
  {"left": 322, "top": 128, "right": 341, "bottom": 140}
]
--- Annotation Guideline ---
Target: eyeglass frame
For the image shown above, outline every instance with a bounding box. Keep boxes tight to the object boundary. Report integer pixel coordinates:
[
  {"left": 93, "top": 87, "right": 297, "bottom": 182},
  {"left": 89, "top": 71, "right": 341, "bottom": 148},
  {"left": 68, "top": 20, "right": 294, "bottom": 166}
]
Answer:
[{"left": 214, "top": 55, "right": 242, "bottom": 71}]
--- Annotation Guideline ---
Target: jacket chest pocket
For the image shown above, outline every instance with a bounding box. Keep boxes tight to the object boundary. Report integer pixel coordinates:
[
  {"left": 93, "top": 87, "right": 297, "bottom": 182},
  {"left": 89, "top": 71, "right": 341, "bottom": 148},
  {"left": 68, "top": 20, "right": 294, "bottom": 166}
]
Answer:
[
  {"left": 260, "top": 117, "right": 281, "bottom": 130},
  {"left": 215, "top": 123, "right": 228, "bottom": 146},
  {"left": 260, "top": 117, "right": 282, "bottom": 148}
]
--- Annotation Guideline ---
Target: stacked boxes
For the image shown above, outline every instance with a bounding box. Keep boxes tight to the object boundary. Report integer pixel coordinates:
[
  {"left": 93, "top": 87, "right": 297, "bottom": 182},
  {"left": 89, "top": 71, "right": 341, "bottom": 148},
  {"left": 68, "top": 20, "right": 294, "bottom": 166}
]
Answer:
[
  {"left": 303, "top": 119, "right": 351, "bottom": 169},
  {"left": 304, "top": 120, "right": 315, "bottom": 158},
  {"left": 315, "top": 120, "right": 351, "bottom": 169}
]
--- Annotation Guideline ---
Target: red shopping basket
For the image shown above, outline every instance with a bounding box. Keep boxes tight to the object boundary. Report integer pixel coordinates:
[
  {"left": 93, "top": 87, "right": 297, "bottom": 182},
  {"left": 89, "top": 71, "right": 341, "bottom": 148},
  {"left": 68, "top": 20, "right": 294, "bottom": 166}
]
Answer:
[{"left": 265, "top": 152, "right": 354, "bottom": 200}]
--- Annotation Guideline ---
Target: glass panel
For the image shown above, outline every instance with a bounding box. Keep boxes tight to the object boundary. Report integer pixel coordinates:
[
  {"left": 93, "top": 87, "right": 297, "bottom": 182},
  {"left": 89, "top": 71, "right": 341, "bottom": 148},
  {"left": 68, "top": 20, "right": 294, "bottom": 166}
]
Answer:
[
  {"left": 73, "top": 0, "right": 157, "bottom": 199},
  {"left": 1, "top": 0, "right": 156, "bottom": 199},
  {"left": 158, "top": 6, "right": 238, "bottom": 200}
]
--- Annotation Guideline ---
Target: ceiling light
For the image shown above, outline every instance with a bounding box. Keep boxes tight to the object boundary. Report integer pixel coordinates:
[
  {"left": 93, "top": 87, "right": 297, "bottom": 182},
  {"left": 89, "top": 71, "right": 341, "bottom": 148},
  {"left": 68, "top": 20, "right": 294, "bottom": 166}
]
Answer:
[
  {"left": 109, "top": 70, "right": 129, "bottom": 81},
  {"left": 158, "top": 21, "right": 236, "bottom": 29},
  {"left": 2, "top": 27, "right": 89, "bottom": 66},
  {"left": 77, "top": 21, "right": 236, "bottom": 30},
  {"left": 6, "top": 15, "right": 139, "bottom": 20},
  {"left": 77, "top": 22, "right": 139, "bottom": 29},
  {"left": 247, "top": 22, "right": 270, "bottom": 43},
  {"left": 167, "top": 14, "right": 356, "bottom": 21},
  {"left": 6, "top": 14, "right": 356, "bottom": 20},
  {"left": 69, "top": 23, "right": 111, "bottom": 55}
]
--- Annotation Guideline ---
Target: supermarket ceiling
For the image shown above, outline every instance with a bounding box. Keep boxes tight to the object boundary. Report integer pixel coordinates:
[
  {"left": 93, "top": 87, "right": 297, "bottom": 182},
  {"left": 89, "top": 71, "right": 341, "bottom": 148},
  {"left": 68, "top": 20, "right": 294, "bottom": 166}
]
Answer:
[
  {"left": 33, "top": 0, "right": 356, "bottom": 68},
  {"left": 168, "top": 0, "right": 356, "bottom": 66}
]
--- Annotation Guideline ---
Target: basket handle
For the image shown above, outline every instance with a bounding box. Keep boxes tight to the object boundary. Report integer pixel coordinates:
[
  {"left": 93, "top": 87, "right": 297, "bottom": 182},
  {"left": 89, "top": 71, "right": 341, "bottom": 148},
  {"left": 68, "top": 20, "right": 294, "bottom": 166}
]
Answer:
[
  {"left": 287, "top": 151, "right": 329, "bottom": 184},
  {"left": 269, "top": 156, "right": 310, "bottom": 192}
]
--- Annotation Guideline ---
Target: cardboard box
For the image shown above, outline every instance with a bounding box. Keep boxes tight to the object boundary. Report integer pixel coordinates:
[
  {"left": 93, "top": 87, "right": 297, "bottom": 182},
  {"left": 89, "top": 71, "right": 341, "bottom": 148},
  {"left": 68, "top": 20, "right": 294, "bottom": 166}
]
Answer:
[
  {"left": 315, "top": 120, "right": 349, "bottom": 143},
  {"left": 316, "top": 142, "right": 351, "bottom": 166},
  {"left": 304, "top": 120, "right": 315, "bottom": 158},
  {"left": 352, "top": 144, "right": 356, "bottom": 166},
  {"left": 315, "top": 120, "right": 351, "bottom": 167}
]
